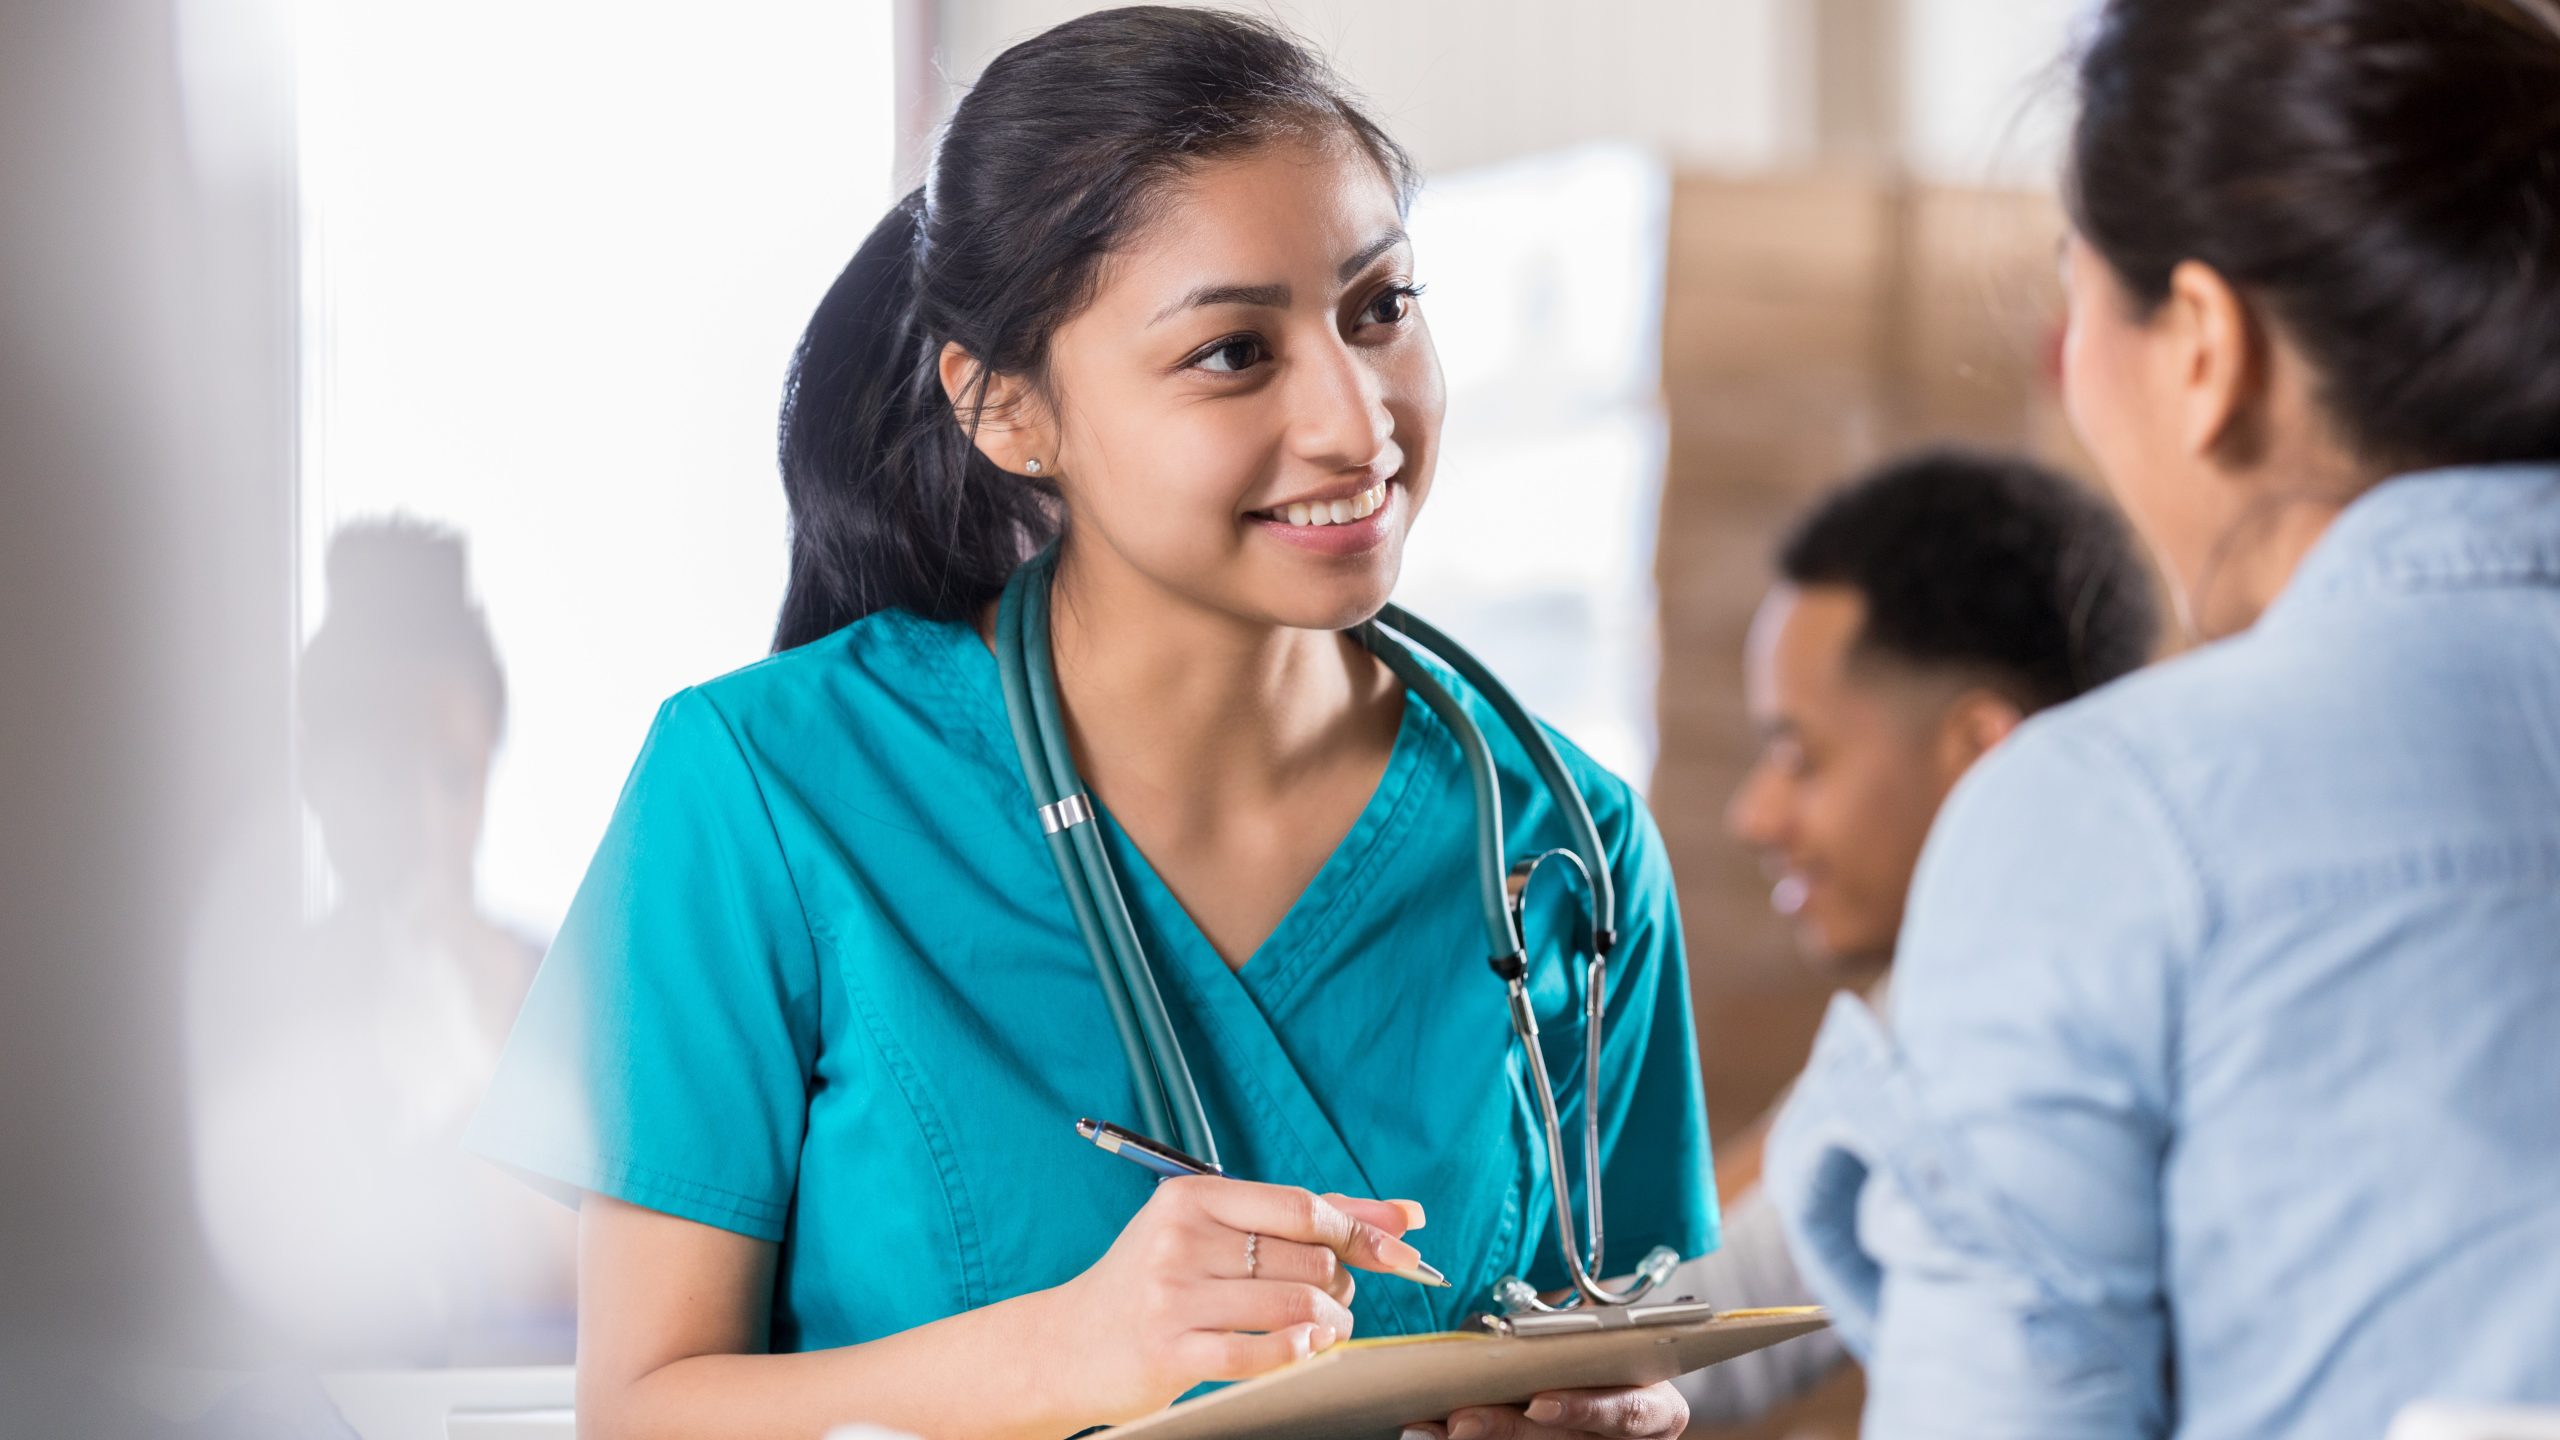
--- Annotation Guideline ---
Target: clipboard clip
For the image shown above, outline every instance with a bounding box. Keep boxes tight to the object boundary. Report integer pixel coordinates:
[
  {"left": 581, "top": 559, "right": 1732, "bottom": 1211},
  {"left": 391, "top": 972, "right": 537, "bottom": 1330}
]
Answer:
[
  {"left": 1471, "top": 1297, "right": 1718, "bottom": 1338},
  {"left": 1486, "top": 1244, "right": 1684, "bottom": 1326}
]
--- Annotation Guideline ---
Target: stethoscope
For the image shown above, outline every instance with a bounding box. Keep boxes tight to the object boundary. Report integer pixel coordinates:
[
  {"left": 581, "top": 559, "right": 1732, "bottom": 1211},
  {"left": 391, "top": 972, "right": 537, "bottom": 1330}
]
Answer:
[{"left": 993, "top": 545, "right": 1680, "bottom": 1313}]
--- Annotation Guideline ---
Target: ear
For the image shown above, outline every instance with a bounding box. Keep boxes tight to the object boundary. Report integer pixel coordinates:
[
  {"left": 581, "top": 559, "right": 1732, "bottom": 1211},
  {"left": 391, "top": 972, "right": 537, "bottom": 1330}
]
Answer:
[
  {"left": 1932, "top": 689, "right": 2024, "bottom": 784},
  {"left": 2163, "top": 259, "right": 2265, "bottom": 462},
  {"left": 937, "top": 341, "right": 1058, "bottom": 477}
]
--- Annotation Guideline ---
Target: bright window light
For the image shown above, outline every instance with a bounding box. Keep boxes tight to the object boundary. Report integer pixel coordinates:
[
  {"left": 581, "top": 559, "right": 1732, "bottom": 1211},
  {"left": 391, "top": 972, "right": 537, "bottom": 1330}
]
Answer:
[{"left": 295, "top": 1, "right": 897, "bottom": 934}]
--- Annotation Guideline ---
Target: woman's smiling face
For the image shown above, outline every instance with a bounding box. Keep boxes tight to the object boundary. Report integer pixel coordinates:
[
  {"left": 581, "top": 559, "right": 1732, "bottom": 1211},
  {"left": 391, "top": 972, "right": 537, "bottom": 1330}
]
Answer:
[{"left": 1025, "top": 130, "right": 1444, "bottom": 631}]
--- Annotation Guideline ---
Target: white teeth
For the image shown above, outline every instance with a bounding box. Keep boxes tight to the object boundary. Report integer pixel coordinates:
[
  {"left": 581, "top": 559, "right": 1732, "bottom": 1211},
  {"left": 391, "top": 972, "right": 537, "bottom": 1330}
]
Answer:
[{"left": 1265, "top": 479, "right": 1391, "bottom": 526}]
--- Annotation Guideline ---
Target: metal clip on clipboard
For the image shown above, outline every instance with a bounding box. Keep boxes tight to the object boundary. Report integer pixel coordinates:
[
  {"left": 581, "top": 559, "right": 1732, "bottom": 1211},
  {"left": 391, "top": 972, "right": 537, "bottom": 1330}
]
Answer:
[
  {"left": 1476, "top": 1243, "right": 1693, "bottom": 1336},
  {"left": 1473, "top": 1297, "right": 1719, "bottom": 1338}
]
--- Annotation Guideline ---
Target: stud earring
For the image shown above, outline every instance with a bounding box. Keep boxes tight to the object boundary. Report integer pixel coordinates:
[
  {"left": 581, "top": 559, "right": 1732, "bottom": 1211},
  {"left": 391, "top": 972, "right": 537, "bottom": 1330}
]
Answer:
[{"left": 1024, "top": 458, "right": 1044, "bottom": 476}]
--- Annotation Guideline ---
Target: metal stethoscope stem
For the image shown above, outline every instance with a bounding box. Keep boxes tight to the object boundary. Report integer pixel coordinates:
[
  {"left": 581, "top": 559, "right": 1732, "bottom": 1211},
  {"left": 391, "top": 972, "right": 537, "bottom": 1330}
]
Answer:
[{"left": 1492, "top": 849, "right": 1681, "bottom": 1313}]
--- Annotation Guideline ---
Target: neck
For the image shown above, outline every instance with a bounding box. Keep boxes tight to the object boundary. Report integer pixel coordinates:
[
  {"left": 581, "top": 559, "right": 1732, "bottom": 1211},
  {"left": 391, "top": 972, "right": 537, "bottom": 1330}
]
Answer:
[
  {"left": 2189, "top": 491, "right": 2351, "bottom": 639},
  {"left": 1044, "top": 542, "right": 1391, "bottom": 830}
]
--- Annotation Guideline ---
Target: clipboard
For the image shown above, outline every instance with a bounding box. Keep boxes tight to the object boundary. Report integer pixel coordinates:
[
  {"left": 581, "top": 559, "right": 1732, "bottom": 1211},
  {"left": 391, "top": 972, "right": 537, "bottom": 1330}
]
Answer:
[{"left": 1104, "top": 1306, "right": 1829, "bottom": 1440}]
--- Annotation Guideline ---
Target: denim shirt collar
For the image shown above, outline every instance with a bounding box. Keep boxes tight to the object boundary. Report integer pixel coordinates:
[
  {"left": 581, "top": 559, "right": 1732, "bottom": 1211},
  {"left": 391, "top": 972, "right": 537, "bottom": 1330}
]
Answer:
[{"left": 2266, "top": 462, "right": 2560, "bottom": 625}]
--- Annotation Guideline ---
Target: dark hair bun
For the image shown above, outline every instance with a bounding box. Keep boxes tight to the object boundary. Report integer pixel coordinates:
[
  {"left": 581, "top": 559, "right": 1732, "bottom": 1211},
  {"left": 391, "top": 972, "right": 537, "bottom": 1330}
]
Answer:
[{"left": 2070, "top": 0, "right": 2560, "bottom": 470}]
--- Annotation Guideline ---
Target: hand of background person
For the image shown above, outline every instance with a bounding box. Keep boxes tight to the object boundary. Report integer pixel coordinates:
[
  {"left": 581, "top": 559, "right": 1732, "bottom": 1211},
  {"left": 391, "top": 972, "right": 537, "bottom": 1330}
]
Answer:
[{"left": 1405, "top": 1381, "right": 1690, "bottom": 1440}]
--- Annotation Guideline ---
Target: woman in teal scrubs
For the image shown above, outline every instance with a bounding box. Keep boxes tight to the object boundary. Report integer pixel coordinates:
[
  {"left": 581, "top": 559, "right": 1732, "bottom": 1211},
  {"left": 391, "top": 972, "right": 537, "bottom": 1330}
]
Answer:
[{"left": 468, "top": 10, "right": 1715, "bottom": 1437}]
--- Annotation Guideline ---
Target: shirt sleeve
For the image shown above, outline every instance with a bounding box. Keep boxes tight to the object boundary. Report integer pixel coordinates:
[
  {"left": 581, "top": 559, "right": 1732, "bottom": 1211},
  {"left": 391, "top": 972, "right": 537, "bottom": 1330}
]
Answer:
[
  {"left": 464, "top": 686, "right": 821, "bottom": 1242},
  {"left": 1668, "top": 1185, "right": 1850, "bottom": 1423},
  {"left": 1764, "top": 717, "right": 2200, "bottom": 1439}
]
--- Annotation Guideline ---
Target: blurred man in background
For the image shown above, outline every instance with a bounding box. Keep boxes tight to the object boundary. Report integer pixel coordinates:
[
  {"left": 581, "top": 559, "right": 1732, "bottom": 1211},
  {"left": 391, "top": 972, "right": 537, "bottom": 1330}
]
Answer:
[
  {"left": 1675, "top": 448, "right": 2159, "bottom": 1424},
  {"left": 188, "top": 521, "right": 573, "bottom": 1367}
]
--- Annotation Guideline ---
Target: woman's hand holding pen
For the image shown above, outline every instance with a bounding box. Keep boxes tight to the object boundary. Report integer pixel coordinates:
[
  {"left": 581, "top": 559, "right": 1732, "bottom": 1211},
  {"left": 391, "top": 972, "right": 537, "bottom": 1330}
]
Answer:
[{"left": 1043, "top": 1174, "right": 1428, "bottom": 1425}]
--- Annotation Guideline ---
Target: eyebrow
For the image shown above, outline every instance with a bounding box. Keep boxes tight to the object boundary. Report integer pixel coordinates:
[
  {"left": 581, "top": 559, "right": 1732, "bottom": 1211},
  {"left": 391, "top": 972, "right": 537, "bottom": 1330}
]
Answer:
[
  {"left": 1337, "top": 227, "right": 1408, "bottom": 282},
  {"left": 1147, "top": 227, "right": 1410, "bottom": 326}
]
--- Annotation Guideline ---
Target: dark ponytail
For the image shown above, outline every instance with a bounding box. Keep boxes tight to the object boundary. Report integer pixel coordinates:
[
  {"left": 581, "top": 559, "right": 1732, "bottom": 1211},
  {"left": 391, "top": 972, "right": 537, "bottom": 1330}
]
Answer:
[
  {"left": 773, "top": 6, "right": 1417, "bottom": 651},
  {"left": 2068, "top": 0, "right": 2560, "bottom": 472}
]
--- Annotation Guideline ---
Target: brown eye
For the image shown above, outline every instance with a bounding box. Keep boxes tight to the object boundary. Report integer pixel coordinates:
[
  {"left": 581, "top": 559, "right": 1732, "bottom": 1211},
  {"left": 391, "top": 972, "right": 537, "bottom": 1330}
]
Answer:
[
  {"left": 1365, "top": 285, "right": 1421, "bottom": 326},
  {"left": 1193, "top": 336, "right": 1268, "bottom": 374}
]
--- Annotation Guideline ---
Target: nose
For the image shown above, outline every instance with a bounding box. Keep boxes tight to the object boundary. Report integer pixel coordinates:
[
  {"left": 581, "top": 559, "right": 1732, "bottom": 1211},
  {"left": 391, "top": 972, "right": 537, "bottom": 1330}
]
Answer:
[
  {"left": 1289, "top": 333, "right": 1398, "bottom": 476},
  {"left": 1726, "top": 761, "right": 1788, "bottom": 850}
]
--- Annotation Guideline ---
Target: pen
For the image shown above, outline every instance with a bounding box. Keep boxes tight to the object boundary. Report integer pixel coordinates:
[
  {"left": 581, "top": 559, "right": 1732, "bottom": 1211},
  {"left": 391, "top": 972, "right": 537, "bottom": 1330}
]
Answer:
[{"left": 1076, "top": 1117, "right": 1450, "bottom": 1288}]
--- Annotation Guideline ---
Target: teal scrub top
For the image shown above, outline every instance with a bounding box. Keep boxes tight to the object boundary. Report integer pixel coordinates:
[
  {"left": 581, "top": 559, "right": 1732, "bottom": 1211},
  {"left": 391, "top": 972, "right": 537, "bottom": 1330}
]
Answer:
[{"left": 467, "top": 606, "right": 1717, "bottom": 1351}]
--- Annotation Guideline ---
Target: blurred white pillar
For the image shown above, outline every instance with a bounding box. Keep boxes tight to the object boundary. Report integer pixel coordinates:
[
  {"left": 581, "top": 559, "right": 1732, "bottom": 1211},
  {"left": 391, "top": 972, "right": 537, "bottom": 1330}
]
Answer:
[{"left": 0, "top": 0, "right": 300, "bottom": 1402}]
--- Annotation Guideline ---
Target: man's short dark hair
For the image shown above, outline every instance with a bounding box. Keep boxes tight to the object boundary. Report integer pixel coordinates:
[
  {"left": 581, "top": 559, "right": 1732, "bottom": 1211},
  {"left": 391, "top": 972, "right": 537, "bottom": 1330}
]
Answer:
[{"left": 1777, "top": 447, "right": 2159, "bottom": 712}]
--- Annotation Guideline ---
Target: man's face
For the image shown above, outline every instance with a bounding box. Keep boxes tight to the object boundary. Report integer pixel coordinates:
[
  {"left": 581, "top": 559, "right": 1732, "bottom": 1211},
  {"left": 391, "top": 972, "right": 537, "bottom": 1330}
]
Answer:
[{"left": 1726, "top": 584, "right": 1989, "bottom": 980}]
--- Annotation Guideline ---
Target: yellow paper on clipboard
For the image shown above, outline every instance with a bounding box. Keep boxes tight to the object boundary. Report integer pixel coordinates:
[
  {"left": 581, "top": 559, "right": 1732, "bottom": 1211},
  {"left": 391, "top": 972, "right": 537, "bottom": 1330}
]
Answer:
[{"left": 1103, "top": 1307, "right": 1829, "bottom": 1440}]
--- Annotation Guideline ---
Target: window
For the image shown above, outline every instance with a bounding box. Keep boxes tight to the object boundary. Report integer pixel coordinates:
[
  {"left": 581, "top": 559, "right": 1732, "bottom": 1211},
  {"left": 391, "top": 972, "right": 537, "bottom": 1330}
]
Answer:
[{"left": 296, "top": 1, "right": 898, "bottom": 934}]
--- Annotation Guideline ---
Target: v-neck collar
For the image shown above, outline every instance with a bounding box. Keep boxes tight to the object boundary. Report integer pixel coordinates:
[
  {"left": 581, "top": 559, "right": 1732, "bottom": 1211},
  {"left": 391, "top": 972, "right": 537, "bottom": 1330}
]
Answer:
[
  {"left": 916, "top": 607, "right": 1455, "bottom": 1335},
  {"left": 920, "top": 604, "right": 1438, "bottom": 991},
  {"left": 1094, "top": 693, "right": 1429, "bottom": 990}
]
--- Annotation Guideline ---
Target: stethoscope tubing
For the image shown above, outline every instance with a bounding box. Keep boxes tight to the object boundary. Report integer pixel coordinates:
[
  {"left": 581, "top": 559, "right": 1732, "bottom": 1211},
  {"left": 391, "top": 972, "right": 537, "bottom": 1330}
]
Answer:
[
  {"left": 1353, "top": 619, "right": 1519, "bottom": 967},
  {"left": 1371, "top": 604, "right": 1617, "bottom": 950},
  {"left": 995, "top": 552, "right": 1212, "bottom": 1163},
  {"left": 998, "top": 546, "right": 1666, "bottom": 1309}
]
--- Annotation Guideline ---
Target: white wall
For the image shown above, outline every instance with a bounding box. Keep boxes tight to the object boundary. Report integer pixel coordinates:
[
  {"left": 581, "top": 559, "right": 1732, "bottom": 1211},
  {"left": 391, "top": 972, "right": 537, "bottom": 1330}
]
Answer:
[
  {"left": 296, "top": 4, "right": 899, "bottom": 934},
  {"left": 929, "top": 0, "right": 1822, "bottom": 179},
  {"left": 930, "top": 0, "right": 2091, "bottom": 186},
  {"left": 1899, "top": 0, "right": 2091, "bottom": 185}
]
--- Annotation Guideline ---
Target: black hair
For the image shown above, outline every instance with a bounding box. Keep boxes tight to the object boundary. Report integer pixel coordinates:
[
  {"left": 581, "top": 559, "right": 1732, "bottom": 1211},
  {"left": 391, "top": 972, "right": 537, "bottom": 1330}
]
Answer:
[
  {"left": 771, "top": 6, "right": 1418, "bottom": 650},
  {"left": 299, "top": 518, "right": 507, "bottom": 751},
  {"left": 1778, "top": 448, "right": 2160, "bottom": 712},
  {"left": 2068, "top": 0, "right": 2560, "bottom": 472}
]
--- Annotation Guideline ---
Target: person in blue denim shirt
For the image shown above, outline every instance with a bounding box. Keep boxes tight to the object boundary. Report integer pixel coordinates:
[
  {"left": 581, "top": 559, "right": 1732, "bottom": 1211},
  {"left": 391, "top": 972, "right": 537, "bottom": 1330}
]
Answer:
[
  {"left": 1677, "top": 450, "right": 2159, "bottom": 1426},
  {"left": 1765, "top": 2, "right": 2560, "bottom": 1436}
]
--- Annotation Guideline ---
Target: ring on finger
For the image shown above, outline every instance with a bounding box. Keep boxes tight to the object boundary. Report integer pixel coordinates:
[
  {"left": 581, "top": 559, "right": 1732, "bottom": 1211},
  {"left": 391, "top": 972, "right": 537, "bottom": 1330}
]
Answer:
[{"left": 1245, "top": 1231, "right": 1260, "bottom": 1279}]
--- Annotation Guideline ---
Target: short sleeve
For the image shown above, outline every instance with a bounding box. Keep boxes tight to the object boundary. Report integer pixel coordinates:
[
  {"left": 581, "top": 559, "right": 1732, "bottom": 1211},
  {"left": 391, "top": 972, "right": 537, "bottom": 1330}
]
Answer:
[
  {"left": 1767, "top": 717, "right": 2197, "bottom": 1438},
  {"left": 465, "top": 686, "right": 820, "bottom": 1242}
]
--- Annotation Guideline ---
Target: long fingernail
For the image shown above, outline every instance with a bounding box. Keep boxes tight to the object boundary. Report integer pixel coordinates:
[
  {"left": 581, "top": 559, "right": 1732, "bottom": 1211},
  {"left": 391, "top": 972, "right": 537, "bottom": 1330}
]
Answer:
[
  {"left": 1526, "top": 1398, "right": 1563, "bottom": 1424},
  {"left": 1400, "top": 1430, "right": 1436, "bottom": 1440},
  {"left": 1449, "top": 1417, "right": 1486, "bottom": 1440},
  {"left": 1393, "top": 1199, "right": 1428, "bottom": 1230}
]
